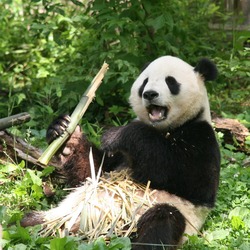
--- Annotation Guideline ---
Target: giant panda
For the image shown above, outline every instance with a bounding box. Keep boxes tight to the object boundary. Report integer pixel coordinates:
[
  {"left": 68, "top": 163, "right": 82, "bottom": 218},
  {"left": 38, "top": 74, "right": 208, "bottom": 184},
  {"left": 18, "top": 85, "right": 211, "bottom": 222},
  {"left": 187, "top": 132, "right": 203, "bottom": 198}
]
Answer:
[{"left": 21, "top": 56, "right": 220, "bottom": 249}]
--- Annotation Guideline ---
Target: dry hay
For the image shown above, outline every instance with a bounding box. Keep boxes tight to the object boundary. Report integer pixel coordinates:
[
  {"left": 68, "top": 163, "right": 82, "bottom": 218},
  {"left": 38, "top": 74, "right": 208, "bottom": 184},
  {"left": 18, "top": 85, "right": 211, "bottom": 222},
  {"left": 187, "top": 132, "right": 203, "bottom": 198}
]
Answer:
[{"left": 39, "top": 167, "right": 154, "bottom": 240}]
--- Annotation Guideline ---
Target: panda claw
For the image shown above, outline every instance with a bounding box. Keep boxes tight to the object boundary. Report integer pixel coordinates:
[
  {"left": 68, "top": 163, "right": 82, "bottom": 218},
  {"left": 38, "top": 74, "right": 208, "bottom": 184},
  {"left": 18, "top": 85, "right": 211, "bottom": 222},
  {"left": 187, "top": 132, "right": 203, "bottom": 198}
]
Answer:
[
  {"left": 108, "top": 152, "right": 114, "bottom": 157},
  {"left": 61, "top": 120, "right": 69, "bottom": 128},
  {"left": 59, "top": 125, "right": 66, "bottom": 131},
  {"left": 64, "top": 115, "right": 71, "bottom": 122},
  {"left": 54, "top": 130, "right": 59, "bottom": 137}
]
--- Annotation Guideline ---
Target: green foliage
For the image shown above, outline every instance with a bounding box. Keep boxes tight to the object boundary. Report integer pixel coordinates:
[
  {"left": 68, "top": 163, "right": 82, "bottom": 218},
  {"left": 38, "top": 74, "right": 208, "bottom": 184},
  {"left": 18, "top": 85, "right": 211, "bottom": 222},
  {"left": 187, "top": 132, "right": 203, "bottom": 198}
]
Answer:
[
  {"left": 1, "top": 214, "right": 131, "bottom": 250},
  {"left": 0, "top": 0, "right": 249, "bottom": 249},
  {"left": 209, "top": 33, "right": 250, "bottom": 117},
  {"left": 0, "top": 160, "right": 54, "bottom": 214},
  {"left": 77, "top": 236, "right": 131, "bottom": 250}
]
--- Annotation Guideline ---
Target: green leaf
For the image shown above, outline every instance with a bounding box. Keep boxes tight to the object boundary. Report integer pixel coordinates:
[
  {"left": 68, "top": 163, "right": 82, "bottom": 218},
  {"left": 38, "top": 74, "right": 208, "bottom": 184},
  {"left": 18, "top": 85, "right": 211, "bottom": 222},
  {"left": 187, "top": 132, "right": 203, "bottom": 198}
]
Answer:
[
  {"left": 229, "top": 207, "right": 250, "bottom": 229},
  {"left": 0, "top": 163, "right": 18, "bottom": 173},
  {"left": 78, "top": 242, "right": 94, "bottom": 250},
  {"left": 18, "top": 160, "right": 26, "bottom": 168},
  {"left": 42, "top": 166, "right": 55, "bottom": 176},
  {"left": 36, "top": 67, "right": 50, "bottom": 78},
  {"left": 50, "top": 237, "right": 78, "bottom": 250},
  {"left": 146, "top": 15, "right": 166, "bottom": 31},
  {"left": 16, "top": 226, "right": 31, "bottom": 242},
  {"left": 31, "top": 184, "right": 44, "bottom": 199},
  {"left": 206, "top": 229, "right": 230, "bottom": 241},
  {"left": 11, "top": 244, "right": 27, "bottom": 250},
  {"left": 93, "top": 238, "right": 108, "bottom": 250},
  {"left": 230, "top": 216, "right": 245, "bottom": 230},
  {"left": 70, "top": 0, "right": 84, "bottom": 6},
  {"left": 239, "top": 242, "right": 250, "bottom": 250},
  {"left": 229, "top": 207, "right": 250, "bottom": 219},
  {"left": 53, "top": 30, "right": 63, "bottom": 45},
  {"left": 0, "top": 206, "right": 7, "bottom": 224},
  {"left": 50, "top": 237, "right": 67, "bottom": 250},
  {"left": 16, "top": 94, "right": 26, "bottom": 105},
  {"left": 26, "top": 169, "right": 42, "bottom": 186},
  {"left": 109, "top": 236, "right": 131, "bottom": 250}
]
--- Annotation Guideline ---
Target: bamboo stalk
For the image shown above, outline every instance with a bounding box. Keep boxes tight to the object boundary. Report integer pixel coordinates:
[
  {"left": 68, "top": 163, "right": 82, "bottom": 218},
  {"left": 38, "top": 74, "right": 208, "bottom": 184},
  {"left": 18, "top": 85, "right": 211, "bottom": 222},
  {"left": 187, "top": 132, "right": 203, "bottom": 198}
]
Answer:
[{"left": 38, "top": 62, "right": 109, "bottom": 165}]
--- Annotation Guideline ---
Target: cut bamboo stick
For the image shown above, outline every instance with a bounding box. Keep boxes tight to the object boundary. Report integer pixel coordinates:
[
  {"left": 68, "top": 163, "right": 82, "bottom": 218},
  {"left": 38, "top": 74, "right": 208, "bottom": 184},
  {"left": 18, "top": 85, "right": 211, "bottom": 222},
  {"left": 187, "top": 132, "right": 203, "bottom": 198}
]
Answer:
[{"left": 38, "top": 62, "right": 109, "bottom": 165}]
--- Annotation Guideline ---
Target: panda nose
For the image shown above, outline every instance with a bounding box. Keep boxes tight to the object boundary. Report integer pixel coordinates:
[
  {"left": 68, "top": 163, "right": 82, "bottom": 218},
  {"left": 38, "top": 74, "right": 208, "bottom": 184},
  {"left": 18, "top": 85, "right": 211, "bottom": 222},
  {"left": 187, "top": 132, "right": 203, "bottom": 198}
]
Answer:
[{"left": 143, "top": 90, "right": 159, "bottom": 101}]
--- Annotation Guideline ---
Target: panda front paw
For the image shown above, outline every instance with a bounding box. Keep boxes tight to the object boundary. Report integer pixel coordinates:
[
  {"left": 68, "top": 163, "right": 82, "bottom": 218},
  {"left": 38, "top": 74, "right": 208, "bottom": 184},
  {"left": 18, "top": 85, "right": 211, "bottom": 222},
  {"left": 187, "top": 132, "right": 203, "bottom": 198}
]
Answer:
[
  {"left": 46, "top": 114, "right": 71, "bottom": 144},
  {"left": 101, "top": 126, "right": 124, "bottom": 155}
]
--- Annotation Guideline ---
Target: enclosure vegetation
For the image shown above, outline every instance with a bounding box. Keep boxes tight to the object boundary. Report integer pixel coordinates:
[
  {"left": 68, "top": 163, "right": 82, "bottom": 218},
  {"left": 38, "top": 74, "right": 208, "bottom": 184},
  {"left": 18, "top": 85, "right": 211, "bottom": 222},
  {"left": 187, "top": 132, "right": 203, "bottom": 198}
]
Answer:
[{"left": 0, "top": 0, "right": 249, "bottom": 249}]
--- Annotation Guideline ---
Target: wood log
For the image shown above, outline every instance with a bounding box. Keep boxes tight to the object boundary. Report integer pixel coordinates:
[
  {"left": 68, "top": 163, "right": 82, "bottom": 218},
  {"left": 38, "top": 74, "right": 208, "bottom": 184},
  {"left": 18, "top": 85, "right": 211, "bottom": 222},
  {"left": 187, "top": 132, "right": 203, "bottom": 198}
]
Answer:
[
  {"left": 0, "top": 130, "right": 61, "bottom": 169},
  {"left": 213, "top": 117, "right": 249, "bottom": 151},
  {"left": 0, "top": 113, "right": 31, "bottom": 130}
]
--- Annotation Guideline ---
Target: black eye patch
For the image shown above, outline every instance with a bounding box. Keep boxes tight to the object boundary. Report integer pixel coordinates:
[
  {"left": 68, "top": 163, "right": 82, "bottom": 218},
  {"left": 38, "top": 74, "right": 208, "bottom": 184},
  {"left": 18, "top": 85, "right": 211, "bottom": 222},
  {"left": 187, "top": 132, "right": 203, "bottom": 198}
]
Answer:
[
  {"left": 138, "top": 78, "right": 148, "bottom": 97},
  {"left": 165, "top": 76, "right": 180, "bottom": 95}
]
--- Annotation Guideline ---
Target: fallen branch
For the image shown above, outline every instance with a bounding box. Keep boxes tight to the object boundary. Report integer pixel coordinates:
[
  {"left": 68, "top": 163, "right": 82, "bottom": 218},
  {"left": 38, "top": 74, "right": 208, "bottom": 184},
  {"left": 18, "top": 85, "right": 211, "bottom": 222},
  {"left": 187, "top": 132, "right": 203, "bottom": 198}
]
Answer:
[
  {"left": 0, "top": 130, "right": 61, "bottom": 168},
  {"left": 38, "top": 62, "right": 109, "bottom": 166},
  {"left": 213, "top": 117, "right": 249, "bottom": 152},
  {"left": 0, "top": 112, "right": 31, "bottom": 130}
]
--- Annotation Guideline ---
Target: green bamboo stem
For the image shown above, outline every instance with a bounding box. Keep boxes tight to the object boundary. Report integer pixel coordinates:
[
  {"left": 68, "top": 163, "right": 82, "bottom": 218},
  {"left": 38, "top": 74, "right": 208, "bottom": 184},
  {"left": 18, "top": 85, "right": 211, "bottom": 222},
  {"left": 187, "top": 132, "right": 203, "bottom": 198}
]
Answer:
[{"left": 38, "top": 62, "right": 109, "bottom": 166}]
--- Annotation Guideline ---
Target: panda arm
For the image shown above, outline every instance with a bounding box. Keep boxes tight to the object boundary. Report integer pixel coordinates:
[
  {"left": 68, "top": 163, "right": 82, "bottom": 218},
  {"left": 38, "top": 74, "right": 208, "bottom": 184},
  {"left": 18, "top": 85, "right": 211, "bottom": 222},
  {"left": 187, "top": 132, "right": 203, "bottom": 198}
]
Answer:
[
  {"left": 46, "top": 114, "right": 127, "bottom": 184},
  {"left": 101, "top": 121, "right": 176, "bottom": 185}
]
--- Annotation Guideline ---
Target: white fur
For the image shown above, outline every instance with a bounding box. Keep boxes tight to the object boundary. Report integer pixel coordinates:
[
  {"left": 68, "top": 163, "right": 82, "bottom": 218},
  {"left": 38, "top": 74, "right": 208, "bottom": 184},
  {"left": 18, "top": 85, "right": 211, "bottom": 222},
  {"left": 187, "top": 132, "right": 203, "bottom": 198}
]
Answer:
[{"left": 129, "top": 56, "right": 211, "bottom": 130}]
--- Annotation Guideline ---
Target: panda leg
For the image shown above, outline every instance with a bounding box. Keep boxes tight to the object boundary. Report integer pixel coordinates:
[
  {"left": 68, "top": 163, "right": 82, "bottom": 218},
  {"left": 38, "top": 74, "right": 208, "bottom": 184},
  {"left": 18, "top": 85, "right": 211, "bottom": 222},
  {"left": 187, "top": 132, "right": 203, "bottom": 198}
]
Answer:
[{"left": 132, "top": 204, "right": 186, "bottom": 250}]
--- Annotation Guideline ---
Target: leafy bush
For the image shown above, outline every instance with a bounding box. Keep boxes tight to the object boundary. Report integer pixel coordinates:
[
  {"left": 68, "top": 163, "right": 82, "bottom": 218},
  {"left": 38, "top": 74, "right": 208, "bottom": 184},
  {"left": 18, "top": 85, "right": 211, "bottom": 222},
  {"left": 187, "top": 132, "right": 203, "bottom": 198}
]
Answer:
[
  {"left": 0, "top": 0, "right": 249, "bottom": 249},
  {"left": 0, "top": 0, "right": 230, "bottom": 129}
]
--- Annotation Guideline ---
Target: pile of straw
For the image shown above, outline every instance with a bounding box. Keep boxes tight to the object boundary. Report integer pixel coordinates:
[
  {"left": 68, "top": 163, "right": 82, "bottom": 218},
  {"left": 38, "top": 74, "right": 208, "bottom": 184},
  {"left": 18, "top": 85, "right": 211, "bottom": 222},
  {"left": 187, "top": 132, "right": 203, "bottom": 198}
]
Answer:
[{"left": 39, "top": 153, "right": 154, "bottom": 240}]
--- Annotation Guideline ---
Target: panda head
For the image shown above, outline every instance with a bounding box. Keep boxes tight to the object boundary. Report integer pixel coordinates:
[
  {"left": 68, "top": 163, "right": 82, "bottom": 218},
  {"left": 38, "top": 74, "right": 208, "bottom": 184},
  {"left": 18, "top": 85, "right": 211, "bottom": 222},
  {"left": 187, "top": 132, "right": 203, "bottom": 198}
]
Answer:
[{"left": 129, "top": 56, "right": 217, "bottom": 130}]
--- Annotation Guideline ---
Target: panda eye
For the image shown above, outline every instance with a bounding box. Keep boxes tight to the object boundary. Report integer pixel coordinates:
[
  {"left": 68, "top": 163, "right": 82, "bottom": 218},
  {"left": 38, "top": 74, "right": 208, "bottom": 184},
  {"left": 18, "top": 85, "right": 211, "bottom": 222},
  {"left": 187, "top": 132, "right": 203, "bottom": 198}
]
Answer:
[
  {"left": 138, "top": 78, "right": 148, "bottom": 97},
  {"left": 165, "top": 76, "right": 180, "bottom": 95}
]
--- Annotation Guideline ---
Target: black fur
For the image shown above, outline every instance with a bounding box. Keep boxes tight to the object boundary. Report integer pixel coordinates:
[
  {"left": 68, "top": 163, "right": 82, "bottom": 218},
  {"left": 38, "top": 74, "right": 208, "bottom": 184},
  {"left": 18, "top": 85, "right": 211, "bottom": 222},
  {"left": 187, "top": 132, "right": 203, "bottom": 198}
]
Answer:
[
  {"left": 101, "top": 117, "right": 220, "bottom": 207},
  {"left": 139, "top": 78, "right": 148, "bottom": 97},
  {"left": 165, "top": 76, "right": 180, "bottom": 95},
  {"left": 194, "top": 58, "right": 218, "bottom": 81},
  {"left": 132, "top": 204, "right": 186, "bottom": 250}
]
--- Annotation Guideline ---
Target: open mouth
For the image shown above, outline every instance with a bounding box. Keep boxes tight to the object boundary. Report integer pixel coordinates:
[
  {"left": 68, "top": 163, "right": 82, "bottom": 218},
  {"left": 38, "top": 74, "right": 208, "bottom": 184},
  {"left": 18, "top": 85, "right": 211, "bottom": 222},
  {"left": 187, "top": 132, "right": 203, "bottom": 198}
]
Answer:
[{"left": 147, "top": 105, "right": 168, "bottom": 122}]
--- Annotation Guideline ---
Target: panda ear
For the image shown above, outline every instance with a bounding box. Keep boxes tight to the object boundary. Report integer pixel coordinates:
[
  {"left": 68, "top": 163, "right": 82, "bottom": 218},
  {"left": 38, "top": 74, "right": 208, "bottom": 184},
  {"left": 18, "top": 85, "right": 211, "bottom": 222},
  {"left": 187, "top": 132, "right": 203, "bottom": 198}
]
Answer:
[{"left": 194, "top": 58, "right": 218, "bottom": 82}]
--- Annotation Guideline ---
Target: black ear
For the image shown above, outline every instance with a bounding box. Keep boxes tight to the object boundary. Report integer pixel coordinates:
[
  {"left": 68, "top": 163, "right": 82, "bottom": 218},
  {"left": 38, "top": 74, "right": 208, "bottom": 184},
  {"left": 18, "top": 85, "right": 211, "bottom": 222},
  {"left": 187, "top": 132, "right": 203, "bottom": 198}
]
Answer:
[{"left": 194, "top": 58, "right": 218, "bottom": 81}]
